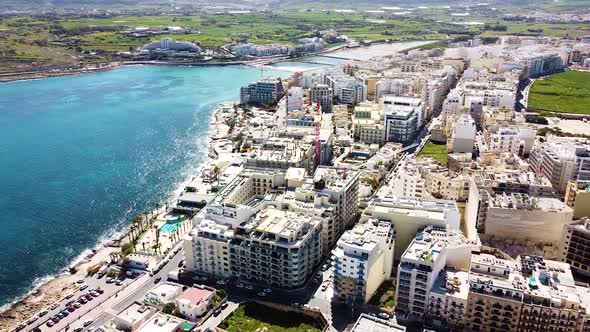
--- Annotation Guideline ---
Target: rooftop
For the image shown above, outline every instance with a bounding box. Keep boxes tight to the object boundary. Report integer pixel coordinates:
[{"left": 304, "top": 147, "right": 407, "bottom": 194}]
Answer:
[
  {"left": 136, "top": 313, "right": 182, "bottom": 332},
  {"left": 178, "top": 286, "right": 213, "bottom": 306},
  {"left": 350, "top": 313, "right": 406, "bottom": 332}
]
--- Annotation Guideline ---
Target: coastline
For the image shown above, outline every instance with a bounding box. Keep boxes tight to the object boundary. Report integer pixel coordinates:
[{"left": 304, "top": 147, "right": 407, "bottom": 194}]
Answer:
[{"left": 0, "top": 102, "right": 227, "bottom": 331}]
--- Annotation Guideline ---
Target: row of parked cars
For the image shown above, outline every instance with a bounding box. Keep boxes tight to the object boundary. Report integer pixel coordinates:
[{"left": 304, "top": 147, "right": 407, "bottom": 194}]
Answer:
[{"left": 44, "top": 289, "right": 103, "bottom": 328}]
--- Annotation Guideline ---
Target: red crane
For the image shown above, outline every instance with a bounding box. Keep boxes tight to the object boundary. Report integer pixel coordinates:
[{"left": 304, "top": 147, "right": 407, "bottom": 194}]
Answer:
[{"left": 315, "top": 101, "right": 321, "bottom": 169}]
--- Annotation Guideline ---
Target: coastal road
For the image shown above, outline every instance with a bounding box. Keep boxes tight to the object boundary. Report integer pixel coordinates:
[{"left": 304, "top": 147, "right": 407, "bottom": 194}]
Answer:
[{"left": 80, "top": 247, "right": 184, "bottom": 331}]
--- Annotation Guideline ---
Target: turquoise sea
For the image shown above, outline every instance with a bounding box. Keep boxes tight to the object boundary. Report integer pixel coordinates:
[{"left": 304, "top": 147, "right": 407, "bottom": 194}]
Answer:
[{"left": 0, "top": 65, "right": 287, "bottom": 308}]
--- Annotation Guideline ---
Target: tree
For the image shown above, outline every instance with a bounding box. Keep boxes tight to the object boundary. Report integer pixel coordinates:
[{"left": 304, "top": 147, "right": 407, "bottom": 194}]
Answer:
[{"left": 162, "top": 302, "right": 176, "bottom": 314}]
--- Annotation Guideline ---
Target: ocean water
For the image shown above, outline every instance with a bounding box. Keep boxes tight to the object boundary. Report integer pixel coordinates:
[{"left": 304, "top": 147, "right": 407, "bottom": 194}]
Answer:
[{"left": 0, "top": 65, "right": 287, "bottom": 308}]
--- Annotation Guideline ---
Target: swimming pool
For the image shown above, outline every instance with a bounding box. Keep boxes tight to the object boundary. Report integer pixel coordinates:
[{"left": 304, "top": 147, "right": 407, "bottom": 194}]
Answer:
[{"left": 159, "top": 220, "right": 184, "bottom": 234}]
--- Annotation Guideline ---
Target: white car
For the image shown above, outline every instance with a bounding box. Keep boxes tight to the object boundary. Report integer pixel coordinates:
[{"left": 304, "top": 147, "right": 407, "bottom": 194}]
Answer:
[
  {"left": 236, "top": 283, "right": 245, "bottom": 288},
  {"left": 50, "top": 303, "right": 59, "bottom": 310},
  {"left": 105, "top": 277, "right": 114, "bottom": 283},
  {"left": 257, "top": 292, "right": 267, "bottom": 297},
  {"left": 79, "top": 284, "right": 88, "bottom": 291},
  {"left": 245, "top": 285, "right": 254, "bottom": 290},
  {"left": 65, "top": 293, "right": 75, "bottom": 299},
  {"left": 263, "top": 288, "right": 272, "bottom": 293},
  {"left": 378, "top": 312, "right": 390, "bottom": 320}
]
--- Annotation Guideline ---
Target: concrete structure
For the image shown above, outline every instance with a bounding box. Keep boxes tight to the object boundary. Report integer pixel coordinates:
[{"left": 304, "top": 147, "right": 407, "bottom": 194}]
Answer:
[
  {"left": 352, "top": 102, "right": 385, "bottom": 145},
  {"left": 176, "top": 285, "right": 215, "bottom": 321},
  {"left": 482, "top": 193, "right": 572, "bottom": 244},
  {"left": 332, "top": 219, "right": 395, "bottom": 304},
  {"left": 349, "top": 314, "right": 406, "bottom": 332},
  {"left": 321, "top": 68, "right": 367, "bottom": 105},
  {"left": 113, "top": 302, "right": 157, "bottom": 332},
  {"left": 565, "top": 180, "right": 590, "bottom": 220},
  {"left": 466, "top": 171, "right": 557, "bottom": 235},
  {"left": 450, "top": 114, "right": 476, "bottom": 153},
  {"left": 143, "top": 37, "right": 201, "bottom": 57},
  {"left": 143, "top": 283, "right": 183, "bottom": 307},
  {"left": 366, "top": 196, "right": 461, "bottom": 259},
  {"left": 135, "top": 312, "right": 182, "bottom": 332}
]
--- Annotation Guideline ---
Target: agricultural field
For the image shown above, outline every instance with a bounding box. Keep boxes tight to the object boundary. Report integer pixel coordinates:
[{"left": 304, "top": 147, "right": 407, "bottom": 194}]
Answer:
[
  {"left": 528, "top": 71, "right": 590, "bottom": 115},
  {"left": 0, "top": 8, "right": 588, "bottom": 73}
]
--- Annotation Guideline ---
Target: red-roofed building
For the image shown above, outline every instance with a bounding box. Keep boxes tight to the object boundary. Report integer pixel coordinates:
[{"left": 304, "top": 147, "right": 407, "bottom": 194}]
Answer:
[{"left": 175, "top": 285, "right": 215, "bottom": 321}]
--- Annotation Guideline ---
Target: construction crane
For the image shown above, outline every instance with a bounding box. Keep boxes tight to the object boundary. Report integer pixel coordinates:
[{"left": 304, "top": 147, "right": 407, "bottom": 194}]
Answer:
[{"left": 315, "top": 101, "right": 322, "bottom": 169}]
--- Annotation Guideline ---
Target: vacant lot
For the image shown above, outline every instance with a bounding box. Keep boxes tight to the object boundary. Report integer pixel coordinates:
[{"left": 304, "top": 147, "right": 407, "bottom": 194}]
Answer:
[
  {"left": 528, "top": 71, "right": 590, "bottom": 115},
  {"left": 418, "top": 140, "right": 448, "bottom": 166},
  {"left": 219, "top": 303, "right": 324, "bottom": 332}
]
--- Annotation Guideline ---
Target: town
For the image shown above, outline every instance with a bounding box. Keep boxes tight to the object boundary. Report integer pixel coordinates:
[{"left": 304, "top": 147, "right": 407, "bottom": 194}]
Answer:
[{"left": 8, "top": 32, "right": 590, "bottom": 332}]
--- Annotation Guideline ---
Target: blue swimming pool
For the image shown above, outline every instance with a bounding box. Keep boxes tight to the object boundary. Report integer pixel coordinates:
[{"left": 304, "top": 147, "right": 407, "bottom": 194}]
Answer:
[{"left": 159, "top": 220, "right": 184, "bottom": 234}]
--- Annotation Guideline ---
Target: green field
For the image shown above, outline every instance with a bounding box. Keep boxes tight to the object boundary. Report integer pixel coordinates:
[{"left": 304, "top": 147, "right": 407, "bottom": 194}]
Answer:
[
  {"left": 528, "top": 71, "right": 590, "bottom": 115},
  {"left": 1, "top": 6, "right": 589, "bottom": 73},
  {"left": 418, "top": 140, "right": 448, "bottom": 166},
  {"left": 219, "top": 303, "right": 324, "bottom": 332}
]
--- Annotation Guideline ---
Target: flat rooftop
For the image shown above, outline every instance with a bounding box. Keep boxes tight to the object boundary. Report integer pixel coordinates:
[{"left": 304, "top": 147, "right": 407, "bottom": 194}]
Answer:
[
  {"left": 116, "top": 302, "right": 155, "bottom": 326},
  {"left": 136, "top": 313, "right": 182, "bottom": 332},
  {"left": 350, "top": 313, "right": 406, "bottom": 332}
]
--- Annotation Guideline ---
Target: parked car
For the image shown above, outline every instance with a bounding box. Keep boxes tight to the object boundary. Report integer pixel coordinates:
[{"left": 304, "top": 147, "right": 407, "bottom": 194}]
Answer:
[
  {"left": 50, "top": 303, "right": 59, "bottom": 310},
  {"left": 83, "top": 320, "right": 93, "bottom": 327},
  {"left": 27, "top": 316, "right": 38, "bottom": 324},
  {"left": 74, "top": 302, "right": 81, "bottom": 309},
  {"left": 320, "top": 284, "right": 328, "bottom": 292},
  {"left": 154, "top": 277, "right": 162, "bottom": 284},
  {"left": 67, "top": 305, "right": 75, "bottom": 312},
  {"left": 245, "top": 285, "right": 254, "bottom": 290},
  {"left": 85, "top": 294, "right": 93, "bottom": 301},
  {"left": 236, "top": 283, "right": 244, "bottom": 288},
  {"left": 257, "top": 292, "right": 267, "bottom": 297},
  {"left": 46, "top": 320, "right": 55, "bottom": 327},
  {"left": 65, "top": 293, "right": 75, "bottom": 299},
  {"left": 79, "top": 284, "right": 88, "bottom": 291},
  {"left": 61, "top": 309, "right": 69, "bottom": 317},
  {"left": 105, "top": 277, "right": 114, "bottom": 284},
  {"left": 378, "top": 312, "right": 390, "bottom": 320},
  {"left": 216, "top": 279, "right": 228, "bottom": 286},
  {"left": 213, "top": 309, "right": 222, "bottom": 317},
  {"left": 263, "top": 288, "right": 272, "bottom": 293},
  {"left": 39, "top": 310, "right": 48, "bottom": 317},
  {"left": 73, "top": 328, "right": 83, "bottom": 332},
  {"left": 220, "top": 302, "right": 229, "bottom": 310},
  {"left": 95, "top": 288, "right": 104, "bottom": 294},
  {"left": 91, "top": 291, "right": 100, "bottom": 297},
  {"left": 76, "top": 279, "right": 84, "bottom": 284},
  {"left": 115, "top": 280, "right": 123, "bottom": 286},
  {"left": 79, "top": 297, "right": 88, "bottom": 304}
]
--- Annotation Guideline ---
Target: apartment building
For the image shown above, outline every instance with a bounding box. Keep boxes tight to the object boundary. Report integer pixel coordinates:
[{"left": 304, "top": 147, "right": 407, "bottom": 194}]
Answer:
[
  {"left": 450, "top": 114, "right": 476, "bottom": 153},
  {"left": 383, "top": 96, "right": 421, "bottom": 144},
  {"left": 332, "top": 219, "right": 395, "bottom": 304},
  {"left": 352, "top": 102, "right": 385, "bottom": 145},
  {"left": 245, "top": 137, "right": 315, "bottom": 174},
  {"left": 321, "top": 69, "right": 367, "bottom": 105},
  {"left": 288, "top": 167, "right": 360, "bottom": 252},
  {"left": 229, "top": 207, "right": 322, "bottom": 288},
  {"left": 565, "top": 181, "right": 590, "bottom": 219},
  {"left": 309, "top": 83, "right": 333, "bottom": 113},
  {"left": 185, "top": 203, "right": 323, "bottom": 289},
  {"left": 466, "top": 254, "right": 589, "bottom": 332},
  {"left": 240, "top": 77, "right": 285, "bottom": 105},
  {"left": 529, "top": 137, "right": 590, "bottom": 193},
  {"left": 396, "top": 226, "right": 477, "bottom": 319},
  {"left": 365, "top": 196, "right": 461, "bottom": 258},
  {"left": 466, "top": 171, "right": 557, "bottom": 235},
  {"left": 560, "top": 218, "right": 590, "bottom": 278}
]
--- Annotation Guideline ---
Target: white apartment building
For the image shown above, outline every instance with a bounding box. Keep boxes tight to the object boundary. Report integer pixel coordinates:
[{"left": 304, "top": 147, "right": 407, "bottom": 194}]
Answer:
[
  {"left": 487, "top": 127, "right": 521, "bottom": 154},
  {"left": 365, "top": 196, "right": 461, "bottom": 258},
  {"left": 529, "top": 137, "right": 590, "bottom": 193},
  {"left": 321, "top": 69, "right": 367, "bottom": 105},
  {"left": 450, "top": 114, "right": 476, "bottom": 153},
  {"left": 332, "top": 219, "right": 395, "bottom": 304},
  {"left": 396, "top": 226, "right": 477, "bottom": 319}
]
